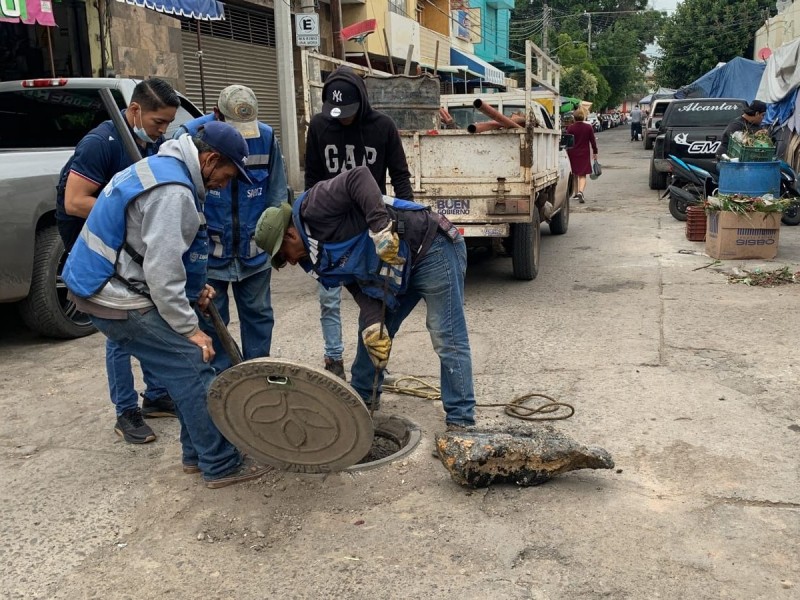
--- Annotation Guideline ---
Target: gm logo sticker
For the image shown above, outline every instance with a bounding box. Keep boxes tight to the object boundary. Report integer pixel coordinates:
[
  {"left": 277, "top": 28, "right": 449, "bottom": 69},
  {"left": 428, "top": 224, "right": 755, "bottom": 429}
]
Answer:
[{"left": 436, "top": 199, "right": 470, "bottom": 215}]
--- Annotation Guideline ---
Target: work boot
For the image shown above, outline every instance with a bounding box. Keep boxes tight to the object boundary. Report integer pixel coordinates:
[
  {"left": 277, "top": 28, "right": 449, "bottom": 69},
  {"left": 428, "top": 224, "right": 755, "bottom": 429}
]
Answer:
[
  {"left": 205, "top": 456, "right": 273, "bottom": 489},
  {"left": 324, "top": 357, "right": 346, "bottom": 381},
  {"left": 141, "top": 394, "right": 177, "bottom": 418},
  {"left": 114, "top": 408, "right": 156, "bottom": 444}
]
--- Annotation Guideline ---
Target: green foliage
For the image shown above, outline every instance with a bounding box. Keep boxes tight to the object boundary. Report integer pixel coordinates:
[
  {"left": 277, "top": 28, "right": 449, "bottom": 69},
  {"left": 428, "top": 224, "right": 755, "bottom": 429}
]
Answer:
[
  {"left": 654, "top": 0, "right": 774, "bottom": 88},
  {"left": 510, "top": 1, "right": 665, "bottom": 110},
  {"left": 562, "top": 67, "right": 598, "bottom": 100}
]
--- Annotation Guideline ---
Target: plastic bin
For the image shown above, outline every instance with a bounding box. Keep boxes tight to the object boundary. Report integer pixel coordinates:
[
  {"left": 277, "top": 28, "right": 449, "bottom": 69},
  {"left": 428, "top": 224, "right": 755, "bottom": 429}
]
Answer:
[
  {"left": 728, "top": 137, "right": 775, "bottom": 162},
  {"left": 364, "top": 74, "right": 440, "bottom": 131},
  {"left": 718, "top": 161, "right": 780, "bottom": 197}
]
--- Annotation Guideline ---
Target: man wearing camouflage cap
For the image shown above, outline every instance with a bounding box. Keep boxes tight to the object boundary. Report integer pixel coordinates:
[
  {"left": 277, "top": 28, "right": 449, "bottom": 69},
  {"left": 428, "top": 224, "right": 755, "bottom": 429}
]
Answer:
[{"left": 176, "top": 85, "right": 288, "bottom": 372}]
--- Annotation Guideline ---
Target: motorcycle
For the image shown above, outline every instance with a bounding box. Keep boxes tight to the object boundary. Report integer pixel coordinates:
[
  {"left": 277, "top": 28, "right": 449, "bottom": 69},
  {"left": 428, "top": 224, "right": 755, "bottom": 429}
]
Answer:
[
  {"left": 664, "top": 154, "right": 800, "bottom": 225},
  {"left": 663, "top": 155, "right": 717, "bottom": 222},
  {"left": 778, "top": 160, "right": 800, "bottom": 226}
]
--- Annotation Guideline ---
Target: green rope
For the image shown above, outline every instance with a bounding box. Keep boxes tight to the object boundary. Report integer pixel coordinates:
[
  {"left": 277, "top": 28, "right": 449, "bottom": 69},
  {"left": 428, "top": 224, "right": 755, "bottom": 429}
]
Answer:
[{"left": 383, "top": 376, "right": 575, "bottom": 421}]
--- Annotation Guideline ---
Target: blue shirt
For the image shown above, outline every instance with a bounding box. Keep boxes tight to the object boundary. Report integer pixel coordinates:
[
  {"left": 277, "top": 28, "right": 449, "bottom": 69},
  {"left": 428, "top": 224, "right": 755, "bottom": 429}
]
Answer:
[{"left": 69, "top": 112, "right": 161, "bottom": 188}]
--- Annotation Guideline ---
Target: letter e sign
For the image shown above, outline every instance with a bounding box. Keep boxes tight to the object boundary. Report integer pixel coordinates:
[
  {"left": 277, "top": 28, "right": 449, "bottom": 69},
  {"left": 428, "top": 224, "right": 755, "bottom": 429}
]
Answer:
[{"left": 295, "top": 13, "right": 320, "bottom": 47}]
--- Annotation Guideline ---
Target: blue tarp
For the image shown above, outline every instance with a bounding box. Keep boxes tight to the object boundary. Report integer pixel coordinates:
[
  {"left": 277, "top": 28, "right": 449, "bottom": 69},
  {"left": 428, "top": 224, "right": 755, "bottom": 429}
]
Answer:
[
  {"left": 675, "top": 57, "right": 765, "bottom": 102},
  {"left": 115, "top": 0, "right": 224, "bottom": 20}
]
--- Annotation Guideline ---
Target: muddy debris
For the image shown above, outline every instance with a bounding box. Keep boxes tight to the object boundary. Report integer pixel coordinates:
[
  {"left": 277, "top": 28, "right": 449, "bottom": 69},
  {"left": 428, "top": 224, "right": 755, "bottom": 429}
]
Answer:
[{"left": 435, "top": 425, "right": 614, "bottom": 488}]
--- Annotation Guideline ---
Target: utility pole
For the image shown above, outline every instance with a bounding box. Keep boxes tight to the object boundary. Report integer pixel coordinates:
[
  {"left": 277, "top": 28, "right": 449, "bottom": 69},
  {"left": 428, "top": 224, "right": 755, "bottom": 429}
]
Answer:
[
  {"left": 542, "top": 3, "right": 549, "bottom": 53},
  {"left": 586, "top": 11, "right": 592, "bottom": 59},
  {"left": 331, "top": 0, "right": 345, "bottom": 60},
  {"left": 274, "top": 0, "right": 301, "bottom": 190}
]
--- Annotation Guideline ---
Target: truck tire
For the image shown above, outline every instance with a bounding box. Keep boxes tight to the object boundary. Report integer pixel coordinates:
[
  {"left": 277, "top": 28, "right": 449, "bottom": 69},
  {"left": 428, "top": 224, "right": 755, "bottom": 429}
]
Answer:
[
  {"left": 649, "top": 158, "right": 667, "bottom": 190},
  {"left": 644, "top": 135, "right": 653, "bottom": 150},
  {"left": 18, "top": 225, "right": 96, "bottom": 339},
  {"left": 511, "top": 210, "right": 540, "bottom": 281},
  {"left": 549, "top": 193, "right": 570, "bottom": 235}
]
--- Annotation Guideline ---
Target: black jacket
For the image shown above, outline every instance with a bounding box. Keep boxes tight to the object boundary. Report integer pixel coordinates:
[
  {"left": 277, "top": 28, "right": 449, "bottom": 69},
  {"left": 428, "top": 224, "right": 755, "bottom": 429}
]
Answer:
[
  {"left": 304, "top": 67, "right": 414, "bottom": 200},
  {"left": 302, "top": 167, "right": 438, "bottom": 325}
]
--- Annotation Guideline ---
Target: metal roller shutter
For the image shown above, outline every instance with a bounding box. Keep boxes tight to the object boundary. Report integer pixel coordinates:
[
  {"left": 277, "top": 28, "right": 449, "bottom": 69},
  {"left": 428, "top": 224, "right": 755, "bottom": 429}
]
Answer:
[{"left": 180, "top": 6, "right": 281, "bottom": 142}]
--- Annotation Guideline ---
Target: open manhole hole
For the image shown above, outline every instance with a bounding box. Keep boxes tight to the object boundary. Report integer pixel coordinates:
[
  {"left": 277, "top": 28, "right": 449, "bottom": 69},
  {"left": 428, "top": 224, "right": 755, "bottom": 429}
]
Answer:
[{"left": 347, "top": 414, "right": 422, "bottom": 471}]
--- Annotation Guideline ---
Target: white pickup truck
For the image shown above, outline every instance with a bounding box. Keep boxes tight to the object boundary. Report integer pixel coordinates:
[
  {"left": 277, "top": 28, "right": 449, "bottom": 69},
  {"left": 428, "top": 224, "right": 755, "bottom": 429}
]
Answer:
[
  {"left": 301, "top": 41, "right": 572, "bottom": 281},
  {"left": 0, "top": 78, "right": 200, "bottom": 338}
]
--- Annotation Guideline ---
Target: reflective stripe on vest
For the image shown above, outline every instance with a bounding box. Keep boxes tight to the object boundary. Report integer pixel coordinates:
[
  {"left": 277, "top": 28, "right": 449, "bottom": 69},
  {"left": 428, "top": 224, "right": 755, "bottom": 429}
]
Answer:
[
  {"left": 292, "top": 192, "right": 428, "bottom": 309},
  {"left": 181, "top": 116, "right": 275, "bottom": 268},
  {"left": 62, "top": 155, "right": 205, "bottom": 300}
]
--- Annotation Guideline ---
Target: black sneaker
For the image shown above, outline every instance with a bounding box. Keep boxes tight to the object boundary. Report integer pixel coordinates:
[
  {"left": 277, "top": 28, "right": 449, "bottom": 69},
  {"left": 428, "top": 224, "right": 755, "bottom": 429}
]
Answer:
[
  {"left": 141, "top": 394, "right": 177, "bottom": 418},
  {"left": 577, "top": 192, "right": 586, "bottom": 204},
  {"left": 114, "top": 408, "right": 156, "bottom": 444},
  {"left": 324, "top": 357, "right": 346, "bottom": 381}
]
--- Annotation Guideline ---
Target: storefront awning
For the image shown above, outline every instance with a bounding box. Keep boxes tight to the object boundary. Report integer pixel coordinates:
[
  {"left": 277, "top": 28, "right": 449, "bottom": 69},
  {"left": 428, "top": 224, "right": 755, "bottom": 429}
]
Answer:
[
  {"left": 491, "top": 56, "right": 526, "bottom": 72},
  {"left": 115, "top": 0, "right": 225, "bottom": 20},
  {"left": 450, "top": 48, "right": 505, "bottom": 85},
  {"left": 0, "top": 0, "right": 57, "bottom": 26}
]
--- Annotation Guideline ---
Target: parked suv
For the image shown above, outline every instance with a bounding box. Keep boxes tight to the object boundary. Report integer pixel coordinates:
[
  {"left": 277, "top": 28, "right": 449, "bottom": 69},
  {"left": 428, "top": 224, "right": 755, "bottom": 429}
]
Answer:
[
  {"left": 0, "top": 78, "right": 201, "bottom": 338},
  {"left": 643, "top": 99, "right": 673, "bottom": 150},
  {"left": 649, "top": 98, "right": 747, "bottom": 190}
]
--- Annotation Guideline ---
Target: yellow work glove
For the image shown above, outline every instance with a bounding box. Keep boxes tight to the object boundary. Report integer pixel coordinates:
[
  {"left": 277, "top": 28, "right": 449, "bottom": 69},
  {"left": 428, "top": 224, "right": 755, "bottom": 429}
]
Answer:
[
  {"left": 368, "top": 223, "right": 405, "bottom": 266},
  {"left": 361, "top": 323, "right": 392, "bottom": 369}
]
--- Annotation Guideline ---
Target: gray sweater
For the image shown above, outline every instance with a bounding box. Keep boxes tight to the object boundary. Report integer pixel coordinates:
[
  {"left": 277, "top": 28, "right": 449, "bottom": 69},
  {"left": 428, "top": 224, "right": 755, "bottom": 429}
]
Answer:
[{"left": 86, "top": 135, "right": 207, "bottom": 336}]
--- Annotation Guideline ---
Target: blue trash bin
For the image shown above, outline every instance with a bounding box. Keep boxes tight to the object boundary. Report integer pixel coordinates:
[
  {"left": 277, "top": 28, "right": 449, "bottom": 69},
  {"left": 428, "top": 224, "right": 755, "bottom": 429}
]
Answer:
[{"left": 718, "top": 161, "right": 781, "bottom": 196}]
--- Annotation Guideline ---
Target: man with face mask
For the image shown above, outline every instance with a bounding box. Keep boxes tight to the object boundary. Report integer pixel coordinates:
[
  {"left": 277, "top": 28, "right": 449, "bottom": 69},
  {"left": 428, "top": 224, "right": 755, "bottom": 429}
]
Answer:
[
  {"left": 62, "top": 122, "right": 272, "bottom": 489},
  {"left": 54, "top": 77, "right": 181, "bottom": 445}
]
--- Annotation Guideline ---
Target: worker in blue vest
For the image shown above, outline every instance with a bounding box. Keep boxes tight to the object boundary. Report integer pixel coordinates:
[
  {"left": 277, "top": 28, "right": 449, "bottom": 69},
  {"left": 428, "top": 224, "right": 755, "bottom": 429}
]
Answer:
[
  {"left": 175, "top": 85, "right": 287, "bottom": 372},
  {"left": 62, "top": 122, "right": 272, "bottom": 489},
  {"left": 56, "top": 78, "right": 180, "bottom": 444},
  {"left": 254, "top": 166, "right": 476, "bottom": 431}
]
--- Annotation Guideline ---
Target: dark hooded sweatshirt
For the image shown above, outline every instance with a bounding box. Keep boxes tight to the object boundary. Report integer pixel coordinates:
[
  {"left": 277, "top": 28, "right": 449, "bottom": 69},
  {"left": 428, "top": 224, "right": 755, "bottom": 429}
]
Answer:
[{"left": 304, "top": 66, "right": 414, "bottom": 201}]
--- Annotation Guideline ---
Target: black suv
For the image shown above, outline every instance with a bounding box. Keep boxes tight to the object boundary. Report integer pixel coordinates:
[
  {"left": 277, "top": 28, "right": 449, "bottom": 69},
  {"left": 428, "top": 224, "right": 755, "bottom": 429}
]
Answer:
[{"left": 649, "top": 98, "right": 747, "bottom": 189}]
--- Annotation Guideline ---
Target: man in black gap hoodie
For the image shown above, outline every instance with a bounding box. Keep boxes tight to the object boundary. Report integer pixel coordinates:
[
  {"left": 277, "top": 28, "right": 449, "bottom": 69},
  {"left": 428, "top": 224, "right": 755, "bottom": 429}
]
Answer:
[{"left": 304, "top": 66, "right": 414, "bottom": 381}]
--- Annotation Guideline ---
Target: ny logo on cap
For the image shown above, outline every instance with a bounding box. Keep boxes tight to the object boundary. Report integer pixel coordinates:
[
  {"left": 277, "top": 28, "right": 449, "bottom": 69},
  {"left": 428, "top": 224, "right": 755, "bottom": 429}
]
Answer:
[{"left": 332, "top": 90, "right": 343, "bottom": 104}]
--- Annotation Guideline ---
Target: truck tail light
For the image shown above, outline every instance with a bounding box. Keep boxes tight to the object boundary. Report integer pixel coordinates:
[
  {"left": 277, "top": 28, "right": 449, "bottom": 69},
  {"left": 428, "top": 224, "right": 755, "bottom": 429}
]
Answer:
[{"left": 21, "top": 78, "right": 69, "bottom": 88}]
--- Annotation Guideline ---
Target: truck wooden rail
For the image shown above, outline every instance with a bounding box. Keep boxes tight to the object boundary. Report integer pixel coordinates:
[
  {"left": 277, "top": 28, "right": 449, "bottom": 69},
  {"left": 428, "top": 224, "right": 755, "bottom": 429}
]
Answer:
[{"left": 300, "top": 40, "right": 571, "bottom": 280}]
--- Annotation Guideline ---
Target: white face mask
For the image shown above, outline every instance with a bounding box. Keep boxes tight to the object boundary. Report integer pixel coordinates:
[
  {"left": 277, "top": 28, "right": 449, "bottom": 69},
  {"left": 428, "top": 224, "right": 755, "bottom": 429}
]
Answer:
[{"left": 133, "top": 110, "right": 158, "bottom": 144}]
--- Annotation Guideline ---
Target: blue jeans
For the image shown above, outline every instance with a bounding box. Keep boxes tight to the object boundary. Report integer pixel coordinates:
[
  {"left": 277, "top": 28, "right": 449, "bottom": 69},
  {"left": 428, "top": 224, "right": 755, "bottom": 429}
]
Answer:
[
  {"left": 106, "top": 341, "right": 169, "bottom": 415},
  {"left": 91, "top": 310, "right": 242, "bottom": 480},
  {"left": 350, "top": 234, "right": 475, "bottom": 426},
  {"left": 201, "top": 268, "right": 274, "bottom": 372},
  {"left": 318, "top": 282, "right": 344, "bottom": 361}
]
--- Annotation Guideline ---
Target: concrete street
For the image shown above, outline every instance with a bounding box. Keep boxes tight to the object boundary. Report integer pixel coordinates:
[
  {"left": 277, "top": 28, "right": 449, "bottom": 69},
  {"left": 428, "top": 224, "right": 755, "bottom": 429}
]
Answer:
[{"left": 1, "top": 125, "right": 798, "bottom": 599}]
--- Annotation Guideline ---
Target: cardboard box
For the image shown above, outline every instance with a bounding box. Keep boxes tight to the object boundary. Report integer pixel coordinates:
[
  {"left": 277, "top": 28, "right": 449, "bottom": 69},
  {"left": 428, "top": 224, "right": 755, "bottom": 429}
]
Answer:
[{"left": 705, "top": 211, "right": 781, "bottom": 259}]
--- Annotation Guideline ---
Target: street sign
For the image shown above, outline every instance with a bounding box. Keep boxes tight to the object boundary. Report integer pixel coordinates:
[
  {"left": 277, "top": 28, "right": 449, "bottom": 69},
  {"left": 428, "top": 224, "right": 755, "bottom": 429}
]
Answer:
[{"left": 295, "top": 13, "right": 320, "bottom": 47}]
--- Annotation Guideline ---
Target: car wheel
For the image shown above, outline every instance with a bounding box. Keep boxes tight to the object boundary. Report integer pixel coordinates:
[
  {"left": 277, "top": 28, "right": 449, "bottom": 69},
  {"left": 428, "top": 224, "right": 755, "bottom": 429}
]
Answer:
[
  {"left": 511, "top": 210, "right": 541, "bottom": 281},
  {"left": 644, "top": 136, "right": 653, "bottom": 150},
  {"left": 649, "top": 158, "right": 668, "bottom": 190},
  {"left": 18, "top": 225, "right": 96, "bottom": 339},
  {"left": 549, "top": 189, "right": 570, "bottom": 235}
]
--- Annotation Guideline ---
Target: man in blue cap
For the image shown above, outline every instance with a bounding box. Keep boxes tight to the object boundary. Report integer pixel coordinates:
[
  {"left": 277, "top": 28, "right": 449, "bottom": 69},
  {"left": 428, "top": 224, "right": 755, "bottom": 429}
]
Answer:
[
  {"left": 175, "top": 85, "right": 287, "bottom": 373},
  {"left": 62, "top": 122, "right": 271, "bottom": 489}
]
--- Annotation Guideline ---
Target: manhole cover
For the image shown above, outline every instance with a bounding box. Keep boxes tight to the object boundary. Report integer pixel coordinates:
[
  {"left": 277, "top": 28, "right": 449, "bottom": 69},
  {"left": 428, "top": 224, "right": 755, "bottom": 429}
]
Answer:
[
  {"left": 208, "top": 358, "right": 374, "bottom": 473},
  {"left": 347, "top": 414, "right": 421, "bottom": 471}
]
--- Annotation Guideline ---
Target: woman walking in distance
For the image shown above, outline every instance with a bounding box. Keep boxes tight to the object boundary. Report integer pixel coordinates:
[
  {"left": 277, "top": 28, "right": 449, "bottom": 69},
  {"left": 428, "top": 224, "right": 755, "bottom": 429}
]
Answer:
[{"left": 566, "top": 108, "right": 598, "bottom": 204}]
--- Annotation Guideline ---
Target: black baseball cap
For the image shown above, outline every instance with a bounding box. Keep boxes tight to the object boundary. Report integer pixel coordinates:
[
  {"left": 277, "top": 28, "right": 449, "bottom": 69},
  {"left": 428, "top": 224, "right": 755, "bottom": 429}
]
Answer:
[
  {"left": 322, "top": 80, "right": 361, "bottom": 120},
  {"left": 744, "top": 100, "right": 767, "bottom": 115}
]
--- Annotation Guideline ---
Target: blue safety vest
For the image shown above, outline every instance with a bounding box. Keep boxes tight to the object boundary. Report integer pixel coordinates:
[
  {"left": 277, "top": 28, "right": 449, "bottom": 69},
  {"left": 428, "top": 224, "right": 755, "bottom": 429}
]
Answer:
[
  {"left": 292, "top": 192, "right": 428, "bottom": 310},
  {"left": 62, "top": 155, "right": 208, "bottom": 301},
  {"left": 179, "top": 114, "right": 274, "bottom": 268}
]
